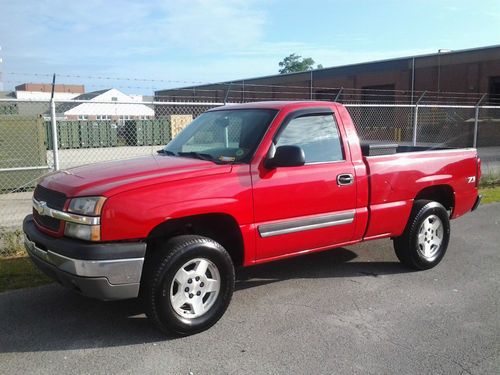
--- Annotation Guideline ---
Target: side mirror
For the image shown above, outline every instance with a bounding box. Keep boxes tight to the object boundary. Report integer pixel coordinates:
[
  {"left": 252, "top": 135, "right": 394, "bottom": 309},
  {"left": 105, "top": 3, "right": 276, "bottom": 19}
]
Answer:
[{"left": 266, "top": 145, "right": 305, "bottom": 169}]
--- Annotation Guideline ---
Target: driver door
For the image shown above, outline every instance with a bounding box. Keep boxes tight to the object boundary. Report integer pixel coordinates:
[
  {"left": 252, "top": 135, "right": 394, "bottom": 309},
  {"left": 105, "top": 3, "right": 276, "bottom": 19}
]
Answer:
[{"left": 251, "top": 110, "right": 357, "bottom": 261}]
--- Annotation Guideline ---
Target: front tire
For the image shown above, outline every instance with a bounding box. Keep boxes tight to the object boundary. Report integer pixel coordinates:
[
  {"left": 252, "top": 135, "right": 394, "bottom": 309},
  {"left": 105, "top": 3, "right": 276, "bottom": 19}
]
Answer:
[
  {"left": 393, "top": 200, "right": 450, "bottom": 270},
  {"left": 142, "top": 235, "right": 235, "bottom": 336}
]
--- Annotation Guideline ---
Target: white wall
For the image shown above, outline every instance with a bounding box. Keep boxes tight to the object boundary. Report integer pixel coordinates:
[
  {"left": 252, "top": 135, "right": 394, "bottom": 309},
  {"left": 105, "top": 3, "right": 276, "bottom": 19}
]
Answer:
[
  {"left": 16, "top": 90, "right": 80, "bottom": 100},
  {"left": 64, "top": 89, "right": 154, "bottom": 117},
  {"left": 64, "top": 102, "right": 154, "bottom": 116}
]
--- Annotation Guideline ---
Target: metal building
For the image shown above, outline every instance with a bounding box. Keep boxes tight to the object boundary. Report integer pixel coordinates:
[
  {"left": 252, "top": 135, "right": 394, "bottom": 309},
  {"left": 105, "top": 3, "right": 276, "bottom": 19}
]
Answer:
[{"left": 155, "top": 45, "right": 500, "bottom": 104}]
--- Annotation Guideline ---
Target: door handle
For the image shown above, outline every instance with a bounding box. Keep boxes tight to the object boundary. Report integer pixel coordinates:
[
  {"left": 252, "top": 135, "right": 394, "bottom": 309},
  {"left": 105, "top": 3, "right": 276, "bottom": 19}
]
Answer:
[{"left": 337, "top": 173, "right": 354, "bottom": 186}]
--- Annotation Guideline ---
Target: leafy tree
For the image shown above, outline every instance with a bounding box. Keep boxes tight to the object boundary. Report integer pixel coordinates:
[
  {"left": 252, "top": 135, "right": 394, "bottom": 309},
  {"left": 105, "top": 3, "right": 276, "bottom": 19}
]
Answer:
[{"left": 278, "top": 53, "right": 323, "bottom": 74}]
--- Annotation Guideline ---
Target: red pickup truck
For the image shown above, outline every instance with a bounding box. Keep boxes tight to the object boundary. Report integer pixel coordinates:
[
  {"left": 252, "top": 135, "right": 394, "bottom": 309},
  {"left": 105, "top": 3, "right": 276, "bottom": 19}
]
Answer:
[{"left": 23, "top": 101, "right": 481, "bottom": 335}]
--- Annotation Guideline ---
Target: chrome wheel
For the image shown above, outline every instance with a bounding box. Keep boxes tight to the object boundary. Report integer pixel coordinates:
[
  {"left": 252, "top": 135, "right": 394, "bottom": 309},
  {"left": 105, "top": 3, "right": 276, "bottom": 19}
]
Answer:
[
  {"left": 417, "top": 214, "right": 443, "bottom": 261},
  {"left": 169, "top": 258, "right": 221, "bottom": 319}
]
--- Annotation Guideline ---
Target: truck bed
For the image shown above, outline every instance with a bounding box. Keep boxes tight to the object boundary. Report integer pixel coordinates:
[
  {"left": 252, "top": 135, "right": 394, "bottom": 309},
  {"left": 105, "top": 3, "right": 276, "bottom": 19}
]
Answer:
[
  {"left": 361, "top": 142, "right": 451, "bottom": 157},
  {"left": 361, "top": 147, "right": 479, "bottom": 240}
]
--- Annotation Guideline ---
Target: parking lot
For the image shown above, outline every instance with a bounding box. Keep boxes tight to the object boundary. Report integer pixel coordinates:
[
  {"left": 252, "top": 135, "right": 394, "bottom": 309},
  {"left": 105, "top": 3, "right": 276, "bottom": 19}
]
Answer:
[{"left": 0, "top": 203, "right": 498, "bottom": 374}]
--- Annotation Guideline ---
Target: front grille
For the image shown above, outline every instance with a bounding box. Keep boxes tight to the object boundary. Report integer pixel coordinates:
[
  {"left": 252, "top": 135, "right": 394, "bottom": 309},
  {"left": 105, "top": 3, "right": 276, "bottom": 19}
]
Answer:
[
  {"left": 33, "top": 210, "right": 61, "bottom": 231},
  {"left": 33, "top": 185, "right": 66, "bottom": 232},
  {"left": 34, "top": 185, "right": 67, "bottom": 210}
]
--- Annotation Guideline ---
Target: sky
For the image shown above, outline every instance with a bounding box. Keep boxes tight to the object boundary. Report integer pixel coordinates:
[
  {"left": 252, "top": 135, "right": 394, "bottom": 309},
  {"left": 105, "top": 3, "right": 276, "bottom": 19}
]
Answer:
[{"left": 0, "top": 0, "right": 499, "bottom": 94}]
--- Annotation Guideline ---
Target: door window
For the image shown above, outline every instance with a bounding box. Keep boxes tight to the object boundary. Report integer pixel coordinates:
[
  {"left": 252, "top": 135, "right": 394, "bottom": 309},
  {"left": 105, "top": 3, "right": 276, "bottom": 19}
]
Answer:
[{"left": 276, "top": 114, "right": 344, "bottom": 163}]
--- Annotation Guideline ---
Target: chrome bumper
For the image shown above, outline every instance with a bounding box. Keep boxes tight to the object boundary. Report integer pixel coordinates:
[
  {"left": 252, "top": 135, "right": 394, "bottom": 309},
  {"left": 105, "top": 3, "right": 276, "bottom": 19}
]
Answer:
[{"left": 24, "top": 233, "right": 144, "bottom": 301}]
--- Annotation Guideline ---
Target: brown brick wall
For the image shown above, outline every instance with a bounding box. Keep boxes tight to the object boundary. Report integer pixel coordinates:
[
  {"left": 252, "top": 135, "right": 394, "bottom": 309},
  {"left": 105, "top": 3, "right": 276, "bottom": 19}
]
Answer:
[{"left": 15, "top": 83, "right": 85, "bottom": 94}]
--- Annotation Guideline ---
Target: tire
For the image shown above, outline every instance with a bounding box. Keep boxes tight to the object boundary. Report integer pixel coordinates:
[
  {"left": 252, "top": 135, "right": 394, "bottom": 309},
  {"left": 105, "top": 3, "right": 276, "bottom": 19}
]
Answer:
[
  {"left": 393, "top": 200, "right": 450, "bottom": 270},
  {"left": 142, "top": 235, "right": 235, "bottom": 336}
]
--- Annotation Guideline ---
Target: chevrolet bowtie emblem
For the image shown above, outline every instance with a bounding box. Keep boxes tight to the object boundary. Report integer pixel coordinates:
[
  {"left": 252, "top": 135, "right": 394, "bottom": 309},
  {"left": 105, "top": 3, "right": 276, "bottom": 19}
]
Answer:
[{"left": 35, "top": 200, "right": 48, "bottom": 215}]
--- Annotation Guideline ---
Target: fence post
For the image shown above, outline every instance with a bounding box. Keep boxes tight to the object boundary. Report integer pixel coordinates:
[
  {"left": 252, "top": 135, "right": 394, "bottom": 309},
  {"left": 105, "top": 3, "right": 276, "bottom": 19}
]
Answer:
[
  {"left": 50, "top": 99, "right": 60, "bottom": 170},
  {"left": 310, "top": 71, "right": 313, "bottom": 99},
  {"left": 49, "top": 74, "right": 60, "bottom": 170},
  {"left": 412, "top": 91, "right": 426, "bottom": 146},
  {"left": 473, "top": 93, "right": 486, "bottom": 148},
  {"left": 334, "top": 87, "right": 343, "bottom": 103},
  {"left": 224, "top": 83, "right": 232, "bottom": 105}
]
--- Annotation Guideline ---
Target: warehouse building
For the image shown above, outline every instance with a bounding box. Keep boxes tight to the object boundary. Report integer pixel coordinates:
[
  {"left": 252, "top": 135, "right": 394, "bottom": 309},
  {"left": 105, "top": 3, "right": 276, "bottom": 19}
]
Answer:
[{"left": 155, "top": 45, "right": 500, "bottom": 104}]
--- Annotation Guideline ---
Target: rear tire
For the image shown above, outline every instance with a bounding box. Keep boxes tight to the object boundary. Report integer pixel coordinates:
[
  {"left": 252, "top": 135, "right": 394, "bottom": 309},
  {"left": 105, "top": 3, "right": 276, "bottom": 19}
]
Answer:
[
  {"left": 142, "top": 235, "right": 235, "bottom": 336},
  {"left": 393, "top": 200, "right": 450, "bottom": 270}
]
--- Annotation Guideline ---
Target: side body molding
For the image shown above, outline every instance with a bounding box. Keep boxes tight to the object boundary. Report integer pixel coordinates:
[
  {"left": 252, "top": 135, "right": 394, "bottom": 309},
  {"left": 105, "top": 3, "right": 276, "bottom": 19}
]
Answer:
[{"left": 258, "top": 210, "right": 355, "bottom": 238}]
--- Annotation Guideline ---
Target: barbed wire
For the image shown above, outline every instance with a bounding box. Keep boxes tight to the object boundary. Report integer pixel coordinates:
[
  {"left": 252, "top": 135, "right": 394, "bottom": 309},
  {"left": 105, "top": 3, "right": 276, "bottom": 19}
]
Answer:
[
  {"left": 4, "top": 72, "right": 209, "bottom": 85},
  {"left": 2, "top": 72, "right": 499, "bottom": 106},
  {"left": 3, "top": 71, "right": 494, "bottom": 98}
]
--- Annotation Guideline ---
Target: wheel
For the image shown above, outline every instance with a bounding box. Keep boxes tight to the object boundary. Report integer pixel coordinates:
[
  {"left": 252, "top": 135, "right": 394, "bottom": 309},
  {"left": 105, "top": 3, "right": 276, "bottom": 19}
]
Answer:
[
  {"left": 393, "top": 200, "right": 450, "bottom": 270},
  {"left": 142, "top": 235, "right": 235, "bottom": 335}
]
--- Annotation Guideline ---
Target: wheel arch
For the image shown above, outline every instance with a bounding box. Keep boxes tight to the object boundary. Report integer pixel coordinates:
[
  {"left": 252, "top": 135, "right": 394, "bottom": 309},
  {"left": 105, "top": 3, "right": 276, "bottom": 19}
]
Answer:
[
  {"left": 147, "top": 213, "right": 244, "bottom": 267},
  {"left": 414, "top": 185, "right": 455, "bottom": 212}
]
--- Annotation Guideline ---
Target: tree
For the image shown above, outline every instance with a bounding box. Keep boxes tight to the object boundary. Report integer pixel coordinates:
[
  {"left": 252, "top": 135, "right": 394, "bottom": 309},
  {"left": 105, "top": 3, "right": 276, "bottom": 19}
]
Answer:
[{"left": 278, "top": 53, "right": 323, "bottom": 74}]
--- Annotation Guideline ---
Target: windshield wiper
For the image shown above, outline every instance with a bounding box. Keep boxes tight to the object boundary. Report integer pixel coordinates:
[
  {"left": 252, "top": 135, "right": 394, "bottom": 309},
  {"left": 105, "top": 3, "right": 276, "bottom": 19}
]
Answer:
[
  {"left": 157, "top": 149, "right": 177, "bottom": 156},
  {"left": 177, "top": 151, "right": 221, "bottom": 163}
]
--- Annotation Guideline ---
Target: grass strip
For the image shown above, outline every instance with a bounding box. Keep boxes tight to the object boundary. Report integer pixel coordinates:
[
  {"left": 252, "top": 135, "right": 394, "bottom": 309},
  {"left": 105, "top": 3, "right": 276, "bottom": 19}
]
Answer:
[
  {"left": 479, "top": 186, "right": 500, "bottom": 205},
  {"left": 0, "top": 254, "right": 52, "bottom": 293}
]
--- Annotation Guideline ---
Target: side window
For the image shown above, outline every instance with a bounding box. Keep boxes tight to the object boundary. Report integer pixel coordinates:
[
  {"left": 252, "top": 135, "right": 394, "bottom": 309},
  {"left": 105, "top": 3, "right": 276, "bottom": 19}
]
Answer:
[{"left": 276, "top": 114, "right": 344, "bottom": 163}]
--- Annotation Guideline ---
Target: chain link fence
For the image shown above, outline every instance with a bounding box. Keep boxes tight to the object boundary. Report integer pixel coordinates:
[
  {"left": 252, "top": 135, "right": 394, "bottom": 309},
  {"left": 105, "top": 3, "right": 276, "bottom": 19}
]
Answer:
[
  {"left": 45, "top": 100, "right": 220, "bottom": 170},
  {"left": 345, "top": 105, "right": 414, "bottom": 143},
  {"left": 1, "top": 98, "right": 499, "bottom": 228}
]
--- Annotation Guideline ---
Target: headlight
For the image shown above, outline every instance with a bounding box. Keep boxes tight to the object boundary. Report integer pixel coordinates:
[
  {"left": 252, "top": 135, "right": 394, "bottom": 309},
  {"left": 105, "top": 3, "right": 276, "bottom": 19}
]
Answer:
[
  {"left": 64, "top": 222, "right": 101, "bottom": 241},
  {"left": 68, "top": 196, "right": 106, "bottom": 216},
  {"left": 65, "top": 196, "right": 105, "bottom": 241}
]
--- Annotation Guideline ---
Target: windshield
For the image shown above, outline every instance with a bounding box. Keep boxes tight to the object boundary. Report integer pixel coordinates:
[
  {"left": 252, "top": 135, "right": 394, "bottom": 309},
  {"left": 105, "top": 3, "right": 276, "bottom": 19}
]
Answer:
[{"left": 163, "top": 109, "right": 277, "bottom": 163}]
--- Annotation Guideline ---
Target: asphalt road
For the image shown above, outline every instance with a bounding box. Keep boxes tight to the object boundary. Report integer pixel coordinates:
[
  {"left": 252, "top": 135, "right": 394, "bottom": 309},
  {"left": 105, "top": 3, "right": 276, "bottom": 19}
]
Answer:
[{"left": 1, "top": 203, "right": 499, "bottom": 375}]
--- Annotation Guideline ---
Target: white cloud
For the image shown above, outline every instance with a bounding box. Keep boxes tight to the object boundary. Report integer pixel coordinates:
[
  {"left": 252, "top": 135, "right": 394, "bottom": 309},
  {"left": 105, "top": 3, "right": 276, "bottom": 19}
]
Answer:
[
  {"left": 0, "top": 0, "right": 268, "bottom": 70},
  {"left": 159, "top": 0, "right": 267, "bottom": 52}
]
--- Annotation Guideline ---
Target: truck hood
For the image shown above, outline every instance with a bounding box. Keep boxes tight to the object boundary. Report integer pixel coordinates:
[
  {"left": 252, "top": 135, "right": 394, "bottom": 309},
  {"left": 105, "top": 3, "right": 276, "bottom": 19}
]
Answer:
[{"left": 40, "top": 155, "right": 232, "bottom": 197}]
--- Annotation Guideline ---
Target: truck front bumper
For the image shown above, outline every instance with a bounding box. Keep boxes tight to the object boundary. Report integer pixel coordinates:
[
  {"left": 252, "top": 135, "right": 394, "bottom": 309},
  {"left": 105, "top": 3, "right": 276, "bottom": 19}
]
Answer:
[{"left": 23, "top": 215, "right": 146, "bottom": 301}]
